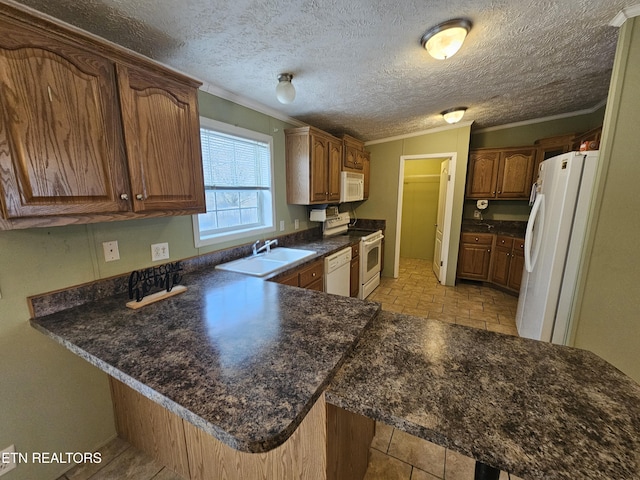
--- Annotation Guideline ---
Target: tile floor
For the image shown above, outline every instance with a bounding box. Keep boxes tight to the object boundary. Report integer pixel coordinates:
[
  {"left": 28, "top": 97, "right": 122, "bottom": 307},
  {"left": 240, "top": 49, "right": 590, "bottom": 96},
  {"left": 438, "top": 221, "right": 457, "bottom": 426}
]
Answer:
[
  {"left": 56, "top": 257, "right": 523, "bottom": 480},
  {"left": 369, "top": 257, "right": 520, "bottom": 337}
]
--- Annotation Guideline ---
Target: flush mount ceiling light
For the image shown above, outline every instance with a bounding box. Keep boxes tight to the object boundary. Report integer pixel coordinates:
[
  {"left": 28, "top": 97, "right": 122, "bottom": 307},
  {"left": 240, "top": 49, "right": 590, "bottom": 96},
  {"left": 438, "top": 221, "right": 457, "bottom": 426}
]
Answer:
[
  {"left": 441, "top": 107, "right": 467, "bottom": 124},
  {"left": 276, "top": 73, "right": 296, "bottom": 104},
  {"left": 421, "top": 18, "right": 472, "bottom": 60}
]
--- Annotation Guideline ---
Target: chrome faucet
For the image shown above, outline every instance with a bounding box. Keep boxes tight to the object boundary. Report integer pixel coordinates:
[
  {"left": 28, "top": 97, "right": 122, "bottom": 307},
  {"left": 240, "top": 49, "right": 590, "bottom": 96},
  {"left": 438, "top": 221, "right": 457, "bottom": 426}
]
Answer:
[{"left": 253, "top": 239, "right": 278, "bottom": 255}]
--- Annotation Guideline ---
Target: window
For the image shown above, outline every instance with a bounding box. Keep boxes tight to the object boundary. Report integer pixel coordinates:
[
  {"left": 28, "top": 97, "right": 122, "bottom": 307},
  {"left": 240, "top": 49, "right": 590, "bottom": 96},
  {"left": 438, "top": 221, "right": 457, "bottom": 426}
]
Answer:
[{"left": 193, "top": 118, "right": 275, "bottom": 247}]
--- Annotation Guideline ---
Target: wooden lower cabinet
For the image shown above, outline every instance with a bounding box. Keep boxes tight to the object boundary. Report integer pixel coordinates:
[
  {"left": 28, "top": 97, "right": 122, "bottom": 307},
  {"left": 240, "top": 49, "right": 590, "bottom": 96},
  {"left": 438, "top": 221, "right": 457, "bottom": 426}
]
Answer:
[
  {"left": 110, "top": 377, "right": 374, "bottom": 480},
  {"left": 507, "top": 240, "right": 525, "bottom": 291},
  {"left": 490, "top": 235, "right": 525, "bottom": 292},
  {"left": 275, "top": 259, "right": 324, "bottom": 291},
  {"left": 490, "top": 236, "right": 514, "bottom": 286},
  {"left": 457, "top": 233, "right": 493, "bottom": 281},
  {"left": 458, "top": 233, "right": 525, "bottom": 293}
]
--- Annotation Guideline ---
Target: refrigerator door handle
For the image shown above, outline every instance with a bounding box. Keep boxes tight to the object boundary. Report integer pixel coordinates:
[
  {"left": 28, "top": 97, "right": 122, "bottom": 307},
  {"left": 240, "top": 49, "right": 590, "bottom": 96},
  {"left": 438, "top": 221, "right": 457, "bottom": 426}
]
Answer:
[{"left": 525, "top": 193, "right": 545, "bottom": 272}]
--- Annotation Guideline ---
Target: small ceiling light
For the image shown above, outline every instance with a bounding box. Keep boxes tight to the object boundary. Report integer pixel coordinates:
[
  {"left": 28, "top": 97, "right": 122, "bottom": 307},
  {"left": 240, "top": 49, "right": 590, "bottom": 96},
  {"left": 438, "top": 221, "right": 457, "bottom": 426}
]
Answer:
[
  {"left": 441, "top": 107, "right": 467, "bottom": 124},
  {"left": 276, "top": 73, "right": 296, "bottom": 104},
  {"left": 421, "top": 19, "right": 472, "bottom": 60}
]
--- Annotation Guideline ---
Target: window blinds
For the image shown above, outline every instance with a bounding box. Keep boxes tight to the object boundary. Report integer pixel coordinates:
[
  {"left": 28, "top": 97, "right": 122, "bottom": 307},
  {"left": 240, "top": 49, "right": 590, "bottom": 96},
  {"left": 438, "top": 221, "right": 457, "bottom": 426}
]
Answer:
[{"left": 200, "top": 128, "right": 270, "bottom": 189}]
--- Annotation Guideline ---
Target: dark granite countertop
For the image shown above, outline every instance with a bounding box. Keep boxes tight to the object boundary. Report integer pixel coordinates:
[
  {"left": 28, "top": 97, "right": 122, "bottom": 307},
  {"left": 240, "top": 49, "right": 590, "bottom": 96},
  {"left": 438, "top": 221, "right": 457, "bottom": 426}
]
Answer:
[
  {"left": 461, "top": 219, "right": 527, "bottom": 237},
  {"left": 326, "top": 312, "right": 640, "bottom": 480},
  {"left": 31, "top": 267, "right": 380, "bottom": 453}
]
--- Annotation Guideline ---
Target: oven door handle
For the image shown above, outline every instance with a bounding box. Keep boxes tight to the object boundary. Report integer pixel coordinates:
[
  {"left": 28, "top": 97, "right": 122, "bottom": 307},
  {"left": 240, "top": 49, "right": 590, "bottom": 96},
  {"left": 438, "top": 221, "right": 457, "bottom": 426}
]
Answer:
[{"left": 363, "top": 235, "right": 384, "bottom": 246}]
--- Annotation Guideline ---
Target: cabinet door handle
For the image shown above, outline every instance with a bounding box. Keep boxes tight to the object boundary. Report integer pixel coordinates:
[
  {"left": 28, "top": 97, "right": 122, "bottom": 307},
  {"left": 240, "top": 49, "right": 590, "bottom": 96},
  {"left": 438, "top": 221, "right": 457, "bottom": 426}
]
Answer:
[
  {"left": 120, "top": 193, "right": 129, "bottom": 200},
  {"left": 312, "top": 272, "right": 316, "bottom": 277},
  {"left": 136, "top": 194, "right": 144, "bottom": 200}
]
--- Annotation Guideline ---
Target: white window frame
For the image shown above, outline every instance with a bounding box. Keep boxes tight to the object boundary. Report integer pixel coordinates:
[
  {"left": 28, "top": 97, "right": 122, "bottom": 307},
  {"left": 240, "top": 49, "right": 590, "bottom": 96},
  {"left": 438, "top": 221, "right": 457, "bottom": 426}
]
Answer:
[{"left": 193, "top": 117, "right": 276, "bottom": 247}]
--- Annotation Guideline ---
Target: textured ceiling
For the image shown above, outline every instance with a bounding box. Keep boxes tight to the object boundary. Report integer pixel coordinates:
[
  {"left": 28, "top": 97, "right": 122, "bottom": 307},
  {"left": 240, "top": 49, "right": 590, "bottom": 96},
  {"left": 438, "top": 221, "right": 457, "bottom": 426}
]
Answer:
[{"left": 8, "top": 0, "right": 638, "bottom": 141}]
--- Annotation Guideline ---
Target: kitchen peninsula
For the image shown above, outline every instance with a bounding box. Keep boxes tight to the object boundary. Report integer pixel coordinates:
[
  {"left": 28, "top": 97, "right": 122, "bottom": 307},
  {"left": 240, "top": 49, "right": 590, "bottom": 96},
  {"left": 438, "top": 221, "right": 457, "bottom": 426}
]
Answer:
[{"left": 30, "top": 240, "right": 640, "bottom": 480}]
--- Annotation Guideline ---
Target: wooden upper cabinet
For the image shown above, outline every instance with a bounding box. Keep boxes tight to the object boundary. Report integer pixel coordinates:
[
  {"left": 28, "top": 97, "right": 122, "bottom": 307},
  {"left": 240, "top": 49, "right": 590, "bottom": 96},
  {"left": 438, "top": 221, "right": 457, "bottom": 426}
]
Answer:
[
  {"left": 343, "top": 144, "right": 359, "bottom": 170},
  {"left": 361, "top": 150, "right": 370, "bottom": 199},
  {"left": 466, "top": 147, "right": 534, "bottom": 200},
  {"left": 285, "top": 126, "right": 342, "bottom": 205},
  {"left": 466, "top": 150, "right": 499, "bottom": 198},
  {"left": 496, "top": 149, "right": 535, "bottom": 198},
  {"left": 116, "top": 65, "right": 204, "bottom": 213},
  {"left": 0, "top": 21, "right": 129, "bottom": 218},
  {"left": 339, "top": 133, "right": 370, "bottom": 199},
  {"left": 533, "top": 133, "right": 575, "bottom": 179},
  {"left": 327, "top": 139, "right": 342, "bottom": 202},
  {"left": 341, "top": 135, "right": 364, "bottom": 171},
  {"left": 0, "top": 4, "right": 204, "bottom": 228},
  {"left": 310, "top": 133, "right": 330, "bottom": 203}
]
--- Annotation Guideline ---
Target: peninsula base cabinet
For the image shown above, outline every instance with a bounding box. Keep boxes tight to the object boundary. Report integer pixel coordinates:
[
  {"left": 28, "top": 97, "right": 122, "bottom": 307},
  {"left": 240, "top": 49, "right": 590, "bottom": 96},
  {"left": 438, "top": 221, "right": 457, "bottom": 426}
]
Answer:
[{"left": 109, "top": 377, "right": 374, "bottom": 480}]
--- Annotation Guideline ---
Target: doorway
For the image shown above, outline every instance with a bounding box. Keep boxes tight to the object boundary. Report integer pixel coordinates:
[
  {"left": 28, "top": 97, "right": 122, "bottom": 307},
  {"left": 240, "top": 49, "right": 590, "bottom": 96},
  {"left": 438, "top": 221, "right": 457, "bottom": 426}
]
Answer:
[{"left": 395, "top": 153, "right": 457, "bottom": 284}]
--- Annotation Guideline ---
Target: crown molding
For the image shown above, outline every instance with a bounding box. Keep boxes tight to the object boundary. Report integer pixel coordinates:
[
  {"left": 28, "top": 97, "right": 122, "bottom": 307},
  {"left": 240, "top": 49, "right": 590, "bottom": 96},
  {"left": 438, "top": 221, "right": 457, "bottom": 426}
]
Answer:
[
  {"left": 199, "top": 82, "right": 307, "bottom": 128},
  {"left": 472, "top": 100, "right": 607, "bottom": 134},
  {"left": 610, "top": 4, "right": 640, "bottom": 27},
  {"left": 364, "top": 120, "right": 474, "bottom": 146}
]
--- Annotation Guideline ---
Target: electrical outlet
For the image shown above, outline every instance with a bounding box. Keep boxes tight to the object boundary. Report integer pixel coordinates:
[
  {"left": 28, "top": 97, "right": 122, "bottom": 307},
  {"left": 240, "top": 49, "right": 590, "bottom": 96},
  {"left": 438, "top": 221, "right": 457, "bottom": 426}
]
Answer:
[
  {"left": 279, "top": 220, "right": 285, "bottom": 231},
  {"left": 151, "top": 242, "right": 170, "bottom": 261},
  {"left": 102, "top": 241, "right": 120, "bottom": 262},
  {"left": 473, "top": 209, "right": 482, "bottom": 219},
  {"left": 0, "top": 444, "right": 17, "bottom": 476},
  {"left": 294, "top": 219, "right": 299, "bottom": 230}
]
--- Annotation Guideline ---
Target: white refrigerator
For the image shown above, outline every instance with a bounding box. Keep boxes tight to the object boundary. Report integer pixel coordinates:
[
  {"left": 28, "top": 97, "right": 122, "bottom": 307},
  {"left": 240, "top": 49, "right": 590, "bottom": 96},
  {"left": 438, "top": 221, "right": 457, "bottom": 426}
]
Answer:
[{"left": 515, "top": 151, "right": 598, "bottom": 344}]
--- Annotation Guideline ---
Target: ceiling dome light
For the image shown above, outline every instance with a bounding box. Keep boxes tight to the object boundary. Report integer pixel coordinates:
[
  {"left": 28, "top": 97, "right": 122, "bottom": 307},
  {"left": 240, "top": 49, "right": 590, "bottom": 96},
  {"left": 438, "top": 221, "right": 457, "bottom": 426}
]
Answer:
[
  {"left": 441, "top": 107, "right": 467, "bottom": 124},
  {"left": 276, "top": 73, "right": 296, "bottom": 104},
  {"left": 421, "top": 19, "right": 472, "bottom": 60}
]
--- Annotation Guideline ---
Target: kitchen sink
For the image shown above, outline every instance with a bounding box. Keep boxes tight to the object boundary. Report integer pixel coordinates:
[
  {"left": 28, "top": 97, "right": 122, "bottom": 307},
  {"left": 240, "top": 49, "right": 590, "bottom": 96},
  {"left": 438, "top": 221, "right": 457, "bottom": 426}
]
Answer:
[{"left": 215, "top": 247, "right": 316, "bottom": 277}]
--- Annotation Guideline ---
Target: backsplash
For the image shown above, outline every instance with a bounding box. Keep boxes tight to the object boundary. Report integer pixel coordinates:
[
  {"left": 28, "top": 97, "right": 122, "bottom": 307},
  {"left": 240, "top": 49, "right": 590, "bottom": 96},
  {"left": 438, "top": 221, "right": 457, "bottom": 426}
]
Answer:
[{"left": 29, "top": 226, "right": 323, "bottom": 318}]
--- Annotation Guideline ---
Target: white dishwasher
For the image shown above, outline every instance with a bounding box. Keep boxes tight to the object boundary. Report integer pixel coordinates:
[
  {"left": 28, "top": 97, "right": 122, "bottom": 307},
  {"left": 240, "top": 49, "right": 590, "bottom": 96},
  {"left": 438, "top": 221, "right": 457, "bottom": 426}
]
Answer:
[{"left": 324, "top": 247, "right": 352, "bottom": 297}]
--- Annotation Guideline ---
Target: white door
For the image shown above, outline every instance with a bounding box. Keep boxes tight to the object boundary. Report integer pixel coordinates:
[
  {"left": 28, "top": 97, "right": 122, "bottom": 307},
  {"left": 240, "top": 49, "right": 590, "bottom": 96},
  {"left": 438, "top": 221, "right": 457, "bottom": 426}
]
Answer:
[{"left": 432, "top": 159, "right": 450, "bottom": 281}]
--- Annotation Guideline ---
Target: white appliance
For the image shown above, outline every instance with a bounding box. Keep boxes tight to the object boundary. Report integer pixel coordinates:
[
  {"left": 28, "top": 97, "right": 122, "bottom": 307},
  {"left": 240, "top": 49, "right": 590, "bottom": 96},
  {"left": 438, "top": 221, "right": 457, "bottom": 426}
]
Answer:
[
  {"left": 324, "top": 247, "right": 352, "bottom": 296},
  {"left": 320, "top": 211, "right": 383, "bottom": 299},
  {"left": 309, "top": 206, "right": 339, "bottom": 222},
  {"left": 359, "top": 229, "right": 384, "bottom": 299},
  {"left": 516, "top": 151, "right": 599, "bottom": 344},
  {"left": 340, "top": 171, "right": 364, "bottom": 203}
]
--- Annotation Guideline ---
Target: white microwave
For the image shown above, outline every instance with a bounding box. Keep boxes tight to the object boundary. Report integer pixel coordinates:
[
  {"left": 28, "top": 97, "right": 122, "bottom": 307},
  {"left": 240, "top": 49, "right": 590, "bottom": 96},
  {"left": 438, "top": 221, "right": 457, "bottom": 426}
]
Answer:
[{"left": 340, "top": 171, "right": 364, "bottom": 202}]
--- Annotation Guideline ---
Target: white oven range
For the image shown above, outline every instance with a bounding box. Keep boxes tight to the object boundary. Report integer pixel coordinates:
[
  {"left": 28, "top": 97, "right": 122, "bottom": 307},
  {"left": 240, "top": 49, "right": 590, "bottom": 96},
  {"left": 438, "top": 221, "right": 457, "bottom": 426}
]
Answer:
[
  {"left": 357, "top": 229, "right": 383, "bottom": 299},
  {"left": 321, "top": 212, "right": 383, "bottom": 300}
]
